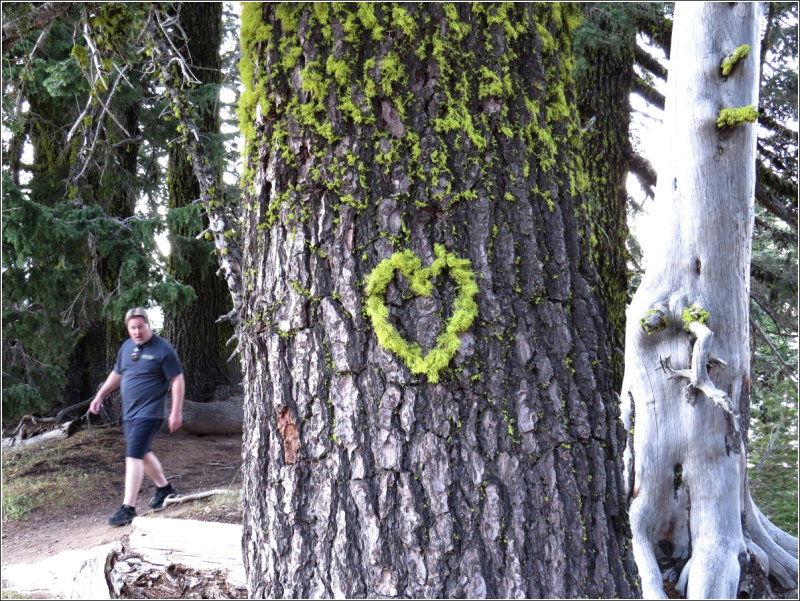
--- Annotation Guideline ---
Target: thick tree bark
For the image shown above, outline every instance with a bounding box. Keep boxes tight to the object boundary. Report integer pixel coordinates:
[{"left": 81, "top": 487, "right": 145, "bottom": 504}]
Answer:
[
  {"left": 163, "top": 2, "right": 240, "bottom": 401},
  {"left": 621, "top": 3, "right": 798, "bottom": 598},
  {"left": 238, "top": 3, "right": 637, "bottom": 598}
]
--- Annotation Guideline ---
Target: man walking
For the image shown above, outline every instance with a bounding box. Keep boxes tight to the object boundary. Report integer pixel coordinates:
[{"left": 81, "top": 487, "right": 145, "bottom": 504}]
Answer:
[{"left": 90, "top": 307, "right": 184, "bottom": 526}]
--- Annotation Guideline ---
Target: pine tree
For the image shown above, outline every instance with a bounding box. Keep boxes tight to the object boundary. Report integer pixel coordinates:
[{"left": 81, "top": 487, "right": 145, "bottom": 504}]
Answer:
[{"left": 237, "top": 3, "right": 638, "bottom": 596}]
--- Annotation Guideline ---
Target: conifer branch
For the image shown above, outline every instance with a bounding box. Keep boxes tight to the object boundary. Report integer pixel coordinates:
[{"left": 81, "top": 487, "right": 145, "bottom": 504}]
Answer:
[
  {"left": 750, "top": 318, "right": 798, "bottom": 383},
  {"left": 2, "top": 2, "right": 72, "bottom": 55}
]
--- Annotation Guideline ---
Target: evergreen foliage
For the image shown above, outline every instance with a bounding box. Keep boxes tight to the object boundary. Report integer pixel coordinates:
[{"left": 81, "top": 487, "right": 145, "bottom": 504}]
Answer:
[{"left": 0, "top": 3, "right": 210, "bottom": 422}]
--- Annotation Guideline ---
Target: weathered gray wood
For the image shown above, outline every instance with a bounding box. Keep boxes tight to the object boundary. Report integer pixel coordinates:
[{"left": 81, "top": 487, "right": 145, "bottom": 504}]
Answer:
[
  {"left": 160, "top": 487, "right": 240, "bottom": 509},
  {"left": 126, "top": 517, "right": 245, "bottom": 588},
  {"left": 621, "top": 2, "right": 797, "bottom": 598},
  {"left": 1, "top": 520, "right": 246, "bottom": 599},
  {"left": 1, "top": 541, "right": 121, "bottom": 599},
  {"left": 1, "top": 418, "right": 76, "bottom": 450}
]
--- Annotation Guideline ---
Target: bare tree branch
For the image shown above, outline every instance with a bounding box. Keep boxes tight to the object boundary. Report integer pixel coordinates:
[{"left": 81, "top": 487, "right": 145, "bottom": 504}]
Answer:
[
  {"left": 634, "top": 44, "right": 667, "bottom": 80},
  {"left": 750, "top": 318, "right": 798, "bottom": 383},
  {"left": 751, "top": 291, "right": 795, "bottom": 335},
  {"left": 626, "top": 148, "right": 657, "bottom": 198},
  {"left": 142, "top": 7, "right": 243, "bottom": 328},
  {"left": 755, "top": 163, "right": 798, "bottom": 230},
  {"left": 758, "top": 109, "right": 799, "bottom": 143}
]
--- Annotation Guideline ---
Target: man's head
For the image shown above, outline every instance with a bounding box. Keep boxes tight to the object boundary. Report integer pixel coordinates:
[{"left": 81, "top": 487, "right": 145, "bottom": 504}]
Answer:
[{"left": 124, "top": 307, "right": 153, "bottom": 345}]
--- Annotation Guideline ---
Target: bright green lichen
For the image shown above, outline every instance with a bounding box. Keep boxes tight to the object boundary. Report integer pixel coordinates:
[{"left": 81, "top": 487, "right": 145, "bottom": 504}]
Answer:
[
  {"left": 379, "top": 51, "right": 406, "bottom": 97},
  {"left": 721, "top": 44, "right": 751, "bottom": 77},
  {"left": 640, "top": 308, "right": 668, "bottom": 335},
  {"left": 364, "top": 246, "right": 479, "bottom": 383},
  {"left": 238, "top": 3, "right": 272, "bottom": 187},
  {"left": 682, "top": 305, "right": 710, "bottom": 330},
  {"left": 238, "top": 2, "right": 589, "bottom": 247},
  {"left": 716, "top": 106, "right": 758, "bottom": 128},
  {"left": 391, "top": 5, "right": 417, "bottom": 38}
]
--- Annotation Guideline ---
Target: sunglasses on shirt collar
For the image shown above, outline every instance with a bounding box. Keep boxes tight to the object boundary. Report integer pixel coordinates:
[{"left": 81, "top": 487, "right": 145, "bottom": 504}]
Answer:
[{"left": 132, "top": 345, "right": 143, "bottom": 361}]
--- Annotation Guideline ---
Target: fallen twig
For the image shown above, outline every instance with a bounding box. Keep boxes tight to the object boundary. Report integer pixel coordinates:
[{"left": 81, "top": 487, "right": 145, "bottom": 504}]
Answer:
[{"left": 159, "top": 488, "right": 241, "bottom": 509}]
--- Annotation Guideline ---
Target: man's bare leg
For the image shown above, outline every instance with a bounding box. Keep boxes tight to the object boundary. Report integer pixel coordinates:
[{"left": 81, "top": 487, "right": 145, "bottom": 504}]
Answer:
[
  {"left": 123, "top": 457, "right": 145, "bottom": 507},
  {"left": 143, "top": 451, "right": 169, "bottom": 488}
]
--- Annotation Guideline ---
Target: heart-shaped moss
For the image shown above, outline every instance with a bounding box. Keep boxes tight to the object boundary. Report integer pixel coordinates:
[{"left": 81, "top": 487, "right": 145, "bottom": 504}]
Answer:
[{"left": 364, "top": 245, "right": 479, "bottom": 383}]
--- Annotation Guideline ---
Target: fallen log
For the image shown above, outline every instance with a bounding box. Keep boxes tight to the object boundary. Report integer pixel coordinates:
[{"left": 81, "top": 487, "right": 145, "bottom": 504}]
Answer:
[
  {"left": 109, "top": 555, "right": 248, "bottom": 599},
  {"left": 1, "top": 519, "right": 248, "bottom": 599},
  {"left": 1, "top": 541, "right": 121, "bottom": 599},
  {"left": 1, "top": 418, "right": 82, "bottom": 451},
  {"left": 122, "top": 517, "right": 246, "bottom": 589},
  {"left": 176, "top": 396, "right": 244, "bottom": 435},
  {"left": 2, "top": 394, "right": 244, "bottom": 450}
]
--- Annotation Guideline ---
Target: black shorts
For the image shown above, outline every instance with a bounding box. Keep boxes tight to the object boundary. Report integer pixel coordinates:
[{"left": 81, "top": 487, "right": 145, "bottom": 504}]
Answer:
[{"left": 123, "top": 418, "right": 164, "bottom": 459}]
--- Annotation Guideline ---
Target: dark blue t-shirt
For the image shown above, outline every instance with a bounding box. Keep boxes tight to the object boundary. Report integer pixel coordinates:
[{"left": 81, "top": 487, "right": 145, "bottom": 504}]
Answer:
[{"left": 114, "top": 335, "right": 183, "bottom": 420}]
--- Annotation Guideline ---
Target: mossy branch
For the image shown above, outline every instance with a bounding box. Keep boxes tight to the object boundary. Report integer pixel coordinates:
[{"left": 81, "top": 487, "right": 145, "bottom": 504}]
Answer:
[
  {"left": 720, "top": 44, "right": 750, "bottom": 77},
  {"left": 682, "top": 304, "right": 710, "bottom": 331},
  {"left": 716, "top": 106, "right": 758, "bottom": 129},
  {"left": 640, "top": 308, "right": 668, "bottom": 335},
  {"left": 144, "top": 8, "right": 243, "bottom": 327}
]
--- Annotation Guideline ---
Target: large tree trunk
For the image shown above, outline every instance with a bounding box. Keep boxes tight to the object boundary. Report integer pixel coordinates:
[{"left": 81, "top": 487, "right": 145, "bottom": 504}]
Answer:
[
  {"left": 163, "top": 2, "right": 240, "bottom": 402},
  {"left": 621, "top": 3, "right": 798, "bottom": 598},
  {"left": 575, "top": 4, "right": 636, "bottom": 392},
  {"left": 238, "top": 3, "right": 637, "bottom": 598}
]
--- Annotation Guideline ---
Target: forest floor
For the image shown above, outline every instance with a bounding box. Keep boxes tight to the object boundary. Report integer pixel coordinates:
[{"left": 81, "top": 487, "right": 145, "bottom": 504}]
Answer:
[{"left": 1, "top": 426, "right": 243, "bottom": 572}]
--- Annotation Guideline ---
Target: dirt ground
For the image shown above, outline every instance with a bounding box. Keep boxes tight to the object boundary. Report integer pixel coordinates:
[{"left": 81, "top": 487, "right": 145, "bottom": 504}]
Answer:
[{"left": 1, "top": 426, "right": 243, "bottom": 567}]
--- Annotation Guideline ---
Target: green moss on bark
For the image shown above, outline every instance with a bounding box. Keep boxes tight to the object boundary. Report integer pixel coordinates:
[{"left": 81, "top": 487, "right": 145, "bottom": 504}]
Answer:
[
  {"left": 364, "top": 245, "right": 478, "bottom": 383},
  {"left": 716, "top": 106, "right": 758, "bottom": 128},
  {"left": 720, "top": 44, "right": 750, "bottom": 77}
]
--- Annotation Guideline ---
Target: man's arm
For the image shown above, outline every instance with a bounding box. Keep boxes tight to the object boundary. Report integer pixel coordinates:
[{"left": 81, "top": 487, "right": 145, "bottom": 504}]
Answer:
[
  {"left": 168, "top": 373, "right": 185, "bottom": 432},
  {"left": 89, "top": 371, "right": 122, "bottom": 414}
]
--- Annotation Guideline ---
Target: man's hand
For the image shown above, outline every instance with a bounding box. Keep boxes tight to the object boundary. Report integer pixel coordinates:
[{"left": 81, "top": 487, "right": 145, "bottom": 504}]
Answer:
[
  {"left": 168, "top": 412, "right": 182, "bottom": 433},
  {"left": 91, "top": 371, "right": 122, "bottom": 414},
  {"left": 89, "top": 395, "right": 103, "bottom": 414}
]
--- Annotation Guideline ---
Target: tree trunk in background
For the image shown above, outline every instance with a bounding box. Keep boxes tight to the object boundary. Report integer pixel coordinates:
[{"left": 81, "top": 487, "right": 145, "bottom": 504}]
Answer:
[
  {"left": 622, "top": 3, "right": 797, "bottom": 598},
  {"left": 238, "top": 3, "right": 637, "bottom": 597},
  {"left": 575, "top": 4, "right": 635, "bottom": 392},
  {"left": 164, "top": 2, "right": 240, "bottom": 401}
]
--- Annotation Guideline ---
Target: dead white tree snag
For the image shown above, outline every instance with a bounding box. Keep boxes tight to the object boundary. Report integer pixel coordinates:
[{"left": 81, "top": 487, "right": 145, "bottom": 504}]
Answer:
[{"left": 621, "top": 2, "right": 798, "bottom": 599}]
